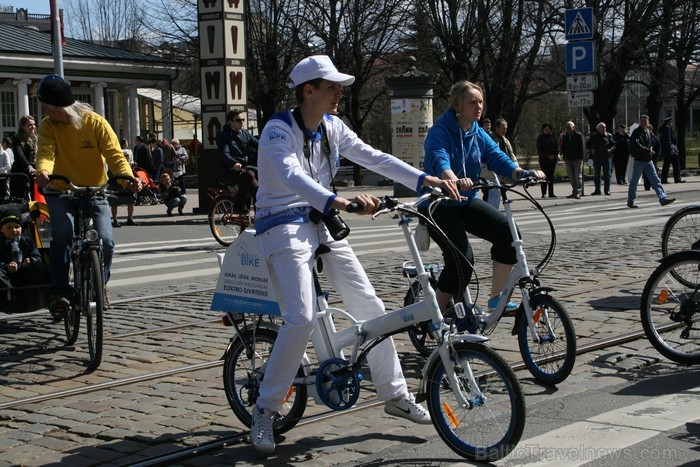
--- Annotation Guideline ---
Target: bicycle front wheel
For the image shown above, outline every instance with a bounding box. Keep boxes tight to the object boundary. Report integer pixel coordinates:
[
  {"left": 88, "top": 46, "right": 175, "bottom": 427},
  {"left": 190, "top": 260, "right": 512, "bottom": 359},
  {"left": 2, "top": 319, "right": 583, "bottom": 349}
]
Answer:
[
  {"left": 223, "top": 327, "right": 307, "bottom": 435},
  {"left": 209, "top": 195, "right": 246, "bottom": 246},
  {"left": 84, "top": 249, "right": 104, "bottom": 370},
  {"left": 517, "top": 294, "right": 576, "bottom": 385},
  {"left": 426, "top": 342, "right": 525, "bottom": 461},
  {"left": 661, "top": 205, "right": 700, "bottom": 257},
  {"left": 64, "top": 259, "right": 80, "bottom": 345},
  {"left": 640, "top": 251, "right": 700, "bottom": 364}
]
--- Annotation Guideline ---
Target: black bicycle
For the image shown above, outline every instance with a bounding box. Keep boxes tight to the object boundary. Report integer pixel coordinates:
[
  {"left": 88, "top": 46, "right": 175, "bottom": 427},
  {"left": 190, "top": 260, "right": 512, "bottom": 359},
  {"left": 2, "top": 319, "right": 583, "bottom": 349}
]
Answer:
[
  {"left": 46, "top": 174, "right": 135, "bottom": 370},
  {"left": 640, "top": 249, "right": 700, "bottom": 365},
  {"left": 661, "top": 205, "right": 700, "bottom": 257}
]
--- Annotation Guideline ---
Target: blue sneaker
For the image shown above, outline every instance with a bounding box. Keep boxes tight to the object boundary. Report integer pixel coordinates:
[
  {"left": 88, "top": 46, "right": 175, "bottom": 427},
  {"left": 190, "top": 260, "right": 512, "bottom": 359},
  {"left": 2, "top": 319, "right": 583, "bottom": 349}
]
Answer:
[{"left": 488, "top": 294, "right": 519, "bottom": 312}]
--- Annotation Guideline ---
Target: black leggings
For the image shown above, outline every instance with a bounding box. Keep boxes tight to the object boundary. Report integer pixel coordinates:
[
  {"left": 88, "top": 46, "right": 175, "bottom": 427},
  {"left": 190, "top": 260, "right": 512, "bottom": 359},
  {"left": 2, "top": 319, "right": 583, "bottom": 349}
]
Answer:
[
  {"left": 422, "top": 198, "right": 516, "bottom": 295},
  {"left": 539, "top": 159, "right": 557, "bottom": 196}
]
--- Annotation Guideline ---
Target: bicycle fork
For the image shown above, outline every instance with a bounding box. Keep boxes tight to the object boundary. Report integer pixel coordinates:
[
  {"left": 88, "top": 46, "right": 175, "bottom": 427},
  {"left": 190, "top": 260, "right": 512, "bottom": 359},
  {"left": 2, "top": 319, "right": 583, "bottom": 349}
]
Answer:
[{"left": 417, "top": 332, "right": 489, "bottom": 407}]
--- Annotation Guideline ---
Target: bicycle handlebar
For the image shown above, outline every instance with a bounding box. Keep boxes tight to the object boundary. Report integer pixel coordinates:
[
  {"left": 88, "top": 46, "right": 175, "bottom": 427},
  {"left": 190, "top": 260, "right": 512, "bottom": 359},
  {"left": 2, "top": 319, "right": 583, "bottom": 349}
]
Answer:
[
  {"left": 472, "top": 176, "right": 546, "bottom": 191},
  {"left": 45, "top": 174, "right": 137, "bottom": 196}
]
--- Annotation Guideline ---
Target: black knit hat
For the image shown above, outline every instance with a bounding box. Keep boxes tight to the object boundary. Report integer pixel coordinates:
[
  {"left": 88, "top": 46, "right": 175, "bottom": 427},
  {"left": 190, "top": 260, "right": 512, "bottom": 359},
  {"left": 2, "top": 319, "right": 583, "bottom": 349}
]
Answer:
[
  {"left": 36, "top": 74, "right": 76, "bottom": 107},
  {"left": 0, "top": 210, "right": 22, "bottom": 229}
]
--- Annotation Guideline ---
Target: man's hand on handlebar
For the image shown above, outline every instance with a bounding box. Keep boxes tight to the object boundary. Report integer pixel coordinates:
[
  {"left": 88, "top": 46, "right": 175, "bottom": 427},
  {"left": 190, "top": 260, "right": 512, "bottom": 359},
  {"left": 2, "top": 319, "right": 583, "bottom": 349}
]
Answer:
[
  {"left": 126, "top": 178, "right": 142, "bottom": 193},
  {"left": 336, "top": 194, "right": 381, "bottom": 215}
]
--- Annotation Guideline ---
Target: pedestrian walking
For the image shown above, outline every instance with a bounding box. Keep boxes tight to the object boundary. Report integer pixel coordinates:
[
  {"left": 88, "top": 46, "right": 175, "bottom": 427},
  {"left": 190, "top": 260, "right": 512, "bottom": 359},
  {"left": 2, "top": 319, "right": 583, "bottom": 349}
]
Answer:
[{"left": 626, "top": 115, "right": 675, "bottom": 209}]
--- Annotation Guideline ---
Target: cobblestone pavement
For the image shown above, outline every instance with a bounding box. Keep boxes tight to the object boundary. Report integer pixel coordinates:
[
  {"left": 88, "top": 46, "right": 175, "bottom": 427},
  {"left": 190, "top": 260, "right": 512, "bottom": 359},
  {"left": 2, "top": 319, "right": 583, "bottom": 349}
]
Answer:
[{"left": 0, "top": 177, "right": 698, "bottom": 466}]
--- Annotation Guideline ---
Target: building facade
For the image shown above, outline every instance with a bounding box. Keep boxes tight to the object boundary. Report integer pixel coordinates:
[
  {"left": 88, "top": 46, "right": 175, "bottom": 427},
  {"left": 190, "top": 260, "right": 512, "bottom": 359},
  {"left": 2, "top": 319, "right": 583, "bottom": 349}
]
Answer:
[{"left": 0, "top": 20, "right": 180, "bottom": 146}]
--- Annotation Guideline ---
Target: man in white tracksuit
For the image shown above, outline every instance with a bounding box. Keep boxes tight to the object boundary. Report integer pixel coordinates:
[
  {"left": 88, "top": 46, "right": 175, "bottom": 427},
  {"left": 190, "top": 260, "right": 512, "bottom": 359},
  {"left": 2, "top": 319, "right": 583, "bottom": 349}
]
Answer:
[{"left": 250, "top": 55, "right": 460, "bottom": 454}]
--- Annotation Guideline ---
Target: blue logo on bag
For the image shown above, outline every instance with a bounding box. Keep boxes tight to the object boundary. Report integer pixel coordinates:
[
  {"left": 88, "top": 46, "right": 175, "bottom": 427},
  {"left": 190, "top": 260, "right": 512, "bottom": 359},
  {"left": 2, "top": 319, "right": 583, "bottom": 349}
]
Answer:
[{"left": 237, "top": 243, "right": 260, "bottom": 267}]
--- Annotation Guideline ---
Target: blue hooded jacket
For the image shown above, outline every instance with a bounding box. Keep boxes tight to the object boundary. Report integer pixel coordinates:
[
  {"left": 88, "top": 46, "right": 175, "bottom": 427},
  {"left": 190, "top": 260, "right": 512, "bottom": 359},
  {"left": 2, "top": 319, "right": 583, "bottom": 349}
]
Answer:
[{"left": 424, "top": 109, "right": 518, "bottom": 203}]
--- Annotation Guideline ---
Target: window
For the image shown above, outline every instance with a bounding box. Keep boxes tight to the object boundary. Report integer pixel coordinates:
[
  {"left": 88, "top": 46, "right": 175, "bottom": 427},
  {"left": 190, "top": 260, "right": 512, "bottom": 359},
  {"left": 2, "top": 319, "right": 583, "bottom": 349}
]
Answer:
[
  {"left": 74, "top": 91, "right": 92, "bottom": 106},
  {"left": 0, "top": 89, "right": 17, "bottom": 135}
]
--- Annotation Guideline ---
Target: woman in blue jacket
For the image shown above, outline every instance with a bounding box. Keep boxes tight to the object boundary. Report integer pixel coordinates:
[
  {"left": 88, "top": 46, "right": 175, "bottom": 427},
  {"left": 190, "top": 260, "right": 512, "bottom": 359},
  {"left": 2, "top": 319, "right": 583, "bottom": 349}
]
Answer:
[{"left": 423, "top": 80, "right": 544, "bottom": 315}]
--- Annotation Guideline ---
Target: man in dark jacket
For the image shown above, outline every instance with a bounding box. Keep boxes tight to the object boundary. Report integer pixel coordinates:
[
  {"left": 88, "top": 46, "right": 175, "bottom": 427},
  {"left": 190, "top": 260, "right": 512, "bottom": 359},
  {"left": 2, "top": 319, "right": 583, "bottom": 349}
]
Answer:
[
  {"left": 586, "top": 122, "right": 615, "bottom": 196},
  {"left": 627, "top": 115, "right": 675, "bottom": 209},
  {"left": 612, "top": 124, "right": 630, "bottom": 184},
  {"left": 560, "top": 121, "right": 585, "bottom": 199},
  {"left": 134, "top": 136, "right": 153, "bottom": 174},
  {"left": 216, "top": 110, "right": 259, "bottom": 213},
  {"left": 659, "top": 116, "right": 684, "bottom": 184}
]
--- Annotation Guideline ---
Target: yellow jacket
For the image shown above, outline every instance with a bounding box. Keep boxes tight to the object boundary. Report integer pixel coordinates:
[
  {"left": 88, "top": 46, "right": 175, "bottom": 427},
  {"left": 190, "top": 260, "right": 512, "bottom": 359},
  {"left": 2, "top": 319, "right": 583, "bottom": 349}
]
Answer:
[{"left": 36, "top": 111, "right": 133, "bottom": 189}]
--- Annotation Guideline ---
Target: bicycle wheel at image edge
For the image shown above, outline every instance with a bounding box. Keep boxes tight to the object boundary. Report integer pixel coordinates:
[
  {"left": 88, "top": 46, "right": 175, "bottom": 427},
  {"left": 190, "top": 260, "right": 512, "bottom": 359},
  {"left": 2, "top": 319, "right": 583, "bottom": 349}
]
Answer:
[
  {"left": 209, "top": 195, "right": 246, "bottom": 247},
  {"left": 84, "top": 249, "right": 104, "bottom": 369},
  {"left": 425, "top": 342, "right": 525, "bottom": 461},
  {"left": 640, "top": 250, "right": 700, "bottom": 365},
  {"left": 661, "top": 205, "right": 700, "bottom": 257},
  {"left": 223, "top": 327, "right": 307, "bottom": 434},
  {"left": 517, "top": 294, "right": 576, "bottom": 385}
]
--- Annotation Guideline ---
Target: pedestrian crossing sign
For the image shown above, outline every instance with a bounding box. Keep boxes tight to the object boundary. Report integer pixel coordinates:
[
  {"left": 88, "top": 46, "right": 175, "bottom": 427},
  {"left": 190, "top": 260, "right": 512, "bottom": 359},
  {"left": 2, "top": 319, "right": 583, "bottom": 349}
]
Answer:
[{"left": 565, "top": 8, "right": 595, "bottom": 41}]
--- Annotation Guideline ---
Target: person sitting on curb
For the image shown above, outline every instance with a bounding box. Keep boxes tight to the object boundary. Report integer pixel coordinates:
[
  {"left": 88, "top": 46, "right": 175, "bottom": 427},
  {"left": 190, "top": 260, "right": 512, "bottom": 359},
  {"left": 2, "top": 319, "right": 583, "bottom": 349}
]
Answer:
[{"left": 158, "top": 173, "right": 187, "bottom": 216}]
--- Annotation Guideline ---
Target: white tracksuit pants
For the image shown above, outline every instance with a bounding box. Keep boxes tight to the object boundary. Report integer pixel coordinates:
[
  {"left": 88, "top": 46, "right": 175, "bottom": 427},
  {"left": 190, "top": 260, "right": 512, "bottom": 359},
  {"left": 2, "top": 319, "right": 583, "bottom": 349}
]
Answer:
[{"left": 255, "top": 221, "right": 407, "bottom": 411}]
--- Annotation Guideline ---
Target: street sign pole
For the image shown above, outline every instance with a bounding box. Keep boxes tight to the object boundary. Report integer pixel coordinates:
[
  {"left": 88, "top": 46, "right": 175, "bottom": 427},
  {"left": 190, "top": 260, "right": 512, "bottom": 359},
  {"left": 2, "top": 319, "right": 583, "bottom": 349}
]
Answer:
[{"left": 565, "top": 7, "right": 596, "bottom": 109}]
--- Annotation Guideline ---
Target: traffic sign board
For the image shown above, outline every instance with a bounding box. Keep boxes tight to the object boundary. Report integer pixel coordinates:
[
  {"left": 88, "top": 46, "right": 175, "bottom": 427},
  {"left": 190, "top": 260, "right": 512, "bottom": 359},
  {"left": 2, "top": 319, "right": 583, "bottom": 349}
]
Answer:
[
  {"left": 565, "top": 8, "right": 595, "bottom": 41},
  {"left": 566, "top": 41, "right": 596, "bottom": 74},
  {"left": 566, "top": 74, "right": 598, "bottom": 91},
  {"left": 568, "top": 91, "right": 594, "bottom": 107}
]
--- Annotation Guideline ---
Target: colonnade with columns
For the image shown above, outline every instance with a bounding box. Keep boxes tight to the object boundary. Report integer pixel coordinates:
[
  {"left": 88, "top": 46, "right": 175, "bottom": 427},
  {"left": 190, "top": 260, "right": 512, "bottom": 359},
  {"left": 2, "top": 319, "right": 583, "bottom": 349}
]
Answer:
[{"left": 6, "top": 77, "right": 173, "bottom": 144}]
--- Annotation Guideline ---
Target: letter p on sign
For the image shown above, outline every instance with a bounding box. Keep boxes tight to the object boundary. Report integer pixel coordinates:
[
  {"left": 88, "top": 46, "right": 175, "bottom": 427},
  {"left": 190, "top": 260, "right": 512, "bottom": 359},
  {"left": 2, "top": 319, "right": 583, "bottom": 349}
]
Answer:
[{"left": 566, "top": 41, "right": 595, "bottom": 74}]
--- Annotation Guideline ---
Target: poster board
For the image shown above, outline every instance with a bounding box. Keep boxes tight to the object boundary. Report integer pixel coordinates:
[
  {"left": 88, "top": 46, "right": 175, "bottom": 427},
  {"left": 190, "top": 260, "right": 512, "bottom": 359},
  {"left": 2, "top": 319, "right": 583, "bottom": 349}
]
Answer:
[{"left": 211, "top": 230, "right": 281, "bottom": 316}]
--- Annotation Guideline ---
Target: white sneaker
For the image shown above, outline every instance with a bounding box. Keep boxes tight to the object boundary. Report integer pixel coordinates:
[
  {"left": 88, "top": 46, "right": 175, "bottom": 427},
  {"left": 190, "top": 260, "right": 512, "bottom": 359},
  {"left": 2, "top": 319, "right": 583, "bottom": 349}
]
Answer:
[
  {"left": 250, "top": 405, "right": 275, "bottom": 453},
  {"left": 384, "top": 392, "right": 432, "bottom": 424}
]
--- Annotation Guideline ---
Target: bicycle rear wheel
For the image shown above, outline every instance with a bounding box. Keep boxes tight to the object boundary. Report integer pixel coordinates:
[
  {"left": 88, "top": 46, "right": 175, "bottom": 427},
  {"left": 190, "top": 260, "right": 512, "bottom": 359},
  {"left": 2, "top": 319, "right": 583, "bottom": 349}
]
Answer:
[
  {"left": 425, "top": 342, "right": 525, "bottom": 461},
  {"left": 661, "top": 205, "right": 700, "bottom": 257},
  {"left": 223, "top": 327, "right": 307, "bottom": 435},
  {"left": 517, "top": 294, "right": 576, "bottom": 385},
  {"left": 640, "top": 250, "right": 700, "bottom": 364},
  {"left": 84, "top": 249, "right": 104, "bottom": 370},
  {"left": 209, "top": 194, "right": 246, "bottom": 246}
]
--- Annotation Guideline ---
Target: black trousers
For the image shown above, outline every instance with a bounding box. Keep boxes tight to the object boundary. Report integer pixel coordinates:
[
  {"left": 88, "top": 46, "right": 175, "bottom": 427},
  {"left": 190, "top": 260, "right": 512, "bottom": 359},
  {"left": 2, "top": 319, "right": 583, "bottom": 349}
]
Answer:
[
  {"left": 613, "top": 154, "right": 628, "bottom": 183},
  {"left": 421, "top": 198, "right": 516, "bottom": 295},
  {"left": 539, "top": 159, "right": 557, "bottom": 196},
  {"left": 223, "top": 168, "right": 258, "bottom": 208},
  {"left": 661, "top": 152, "right": 681, "bottom": 182}
]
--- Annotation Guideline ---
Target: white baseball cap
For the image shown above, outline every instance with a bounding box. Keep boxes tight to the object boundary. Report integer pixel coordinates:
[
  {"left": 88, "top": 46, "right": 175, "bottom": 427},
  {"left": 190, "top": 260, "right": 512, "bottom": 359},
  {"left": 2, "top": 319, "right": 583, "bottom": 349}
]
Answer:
[{"left": 288, "top": 55, "right": 355, "bottom": 89}]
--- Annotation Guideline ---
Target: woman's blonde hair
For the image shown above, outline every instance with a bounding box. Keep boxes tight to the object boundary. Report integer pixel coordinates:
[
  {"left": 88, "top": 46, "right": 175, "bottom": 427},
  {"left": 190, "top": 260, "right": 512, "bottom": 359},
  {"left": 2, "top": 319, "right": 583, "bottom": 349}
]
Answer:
[{"left": 448, "top": 80, "right": 484, "bottom": 110}]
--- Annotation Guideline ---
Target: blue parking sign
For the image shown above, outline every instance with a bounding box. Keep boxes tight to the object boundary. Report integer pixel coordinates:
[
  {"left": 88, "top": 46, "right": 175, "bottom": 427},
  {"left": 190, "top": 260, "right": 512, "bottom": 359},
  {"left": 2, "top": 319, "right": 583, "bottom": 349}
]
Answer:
[
  {"left": 565, "top": 8, "right": 595, "bottom": 41},
  {"left": 566, "top": 41, "right": 595, "bottom": 74}
]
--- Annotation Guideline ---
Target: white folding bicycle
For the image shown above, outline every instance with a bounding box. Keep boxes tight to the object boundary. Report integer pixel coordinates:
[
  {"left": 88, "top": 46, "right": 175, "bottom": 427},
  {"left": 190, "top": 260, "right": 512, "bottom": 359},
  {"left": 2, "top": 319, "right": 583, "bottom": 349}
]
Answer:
[{"left": 219, "top": 189, "right": 526, "bottom": 461}]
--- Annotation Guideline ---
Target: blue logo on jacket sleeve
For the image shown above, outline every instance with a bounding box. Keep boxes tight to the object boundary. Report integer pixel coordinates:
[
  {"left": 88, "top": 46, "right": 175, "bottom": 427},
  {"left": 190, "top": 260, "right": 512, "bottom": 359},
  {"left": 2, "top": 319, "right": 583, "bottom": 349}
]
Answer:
[{"left": 268, "top": 130, "right": 286, "bottom": 141}]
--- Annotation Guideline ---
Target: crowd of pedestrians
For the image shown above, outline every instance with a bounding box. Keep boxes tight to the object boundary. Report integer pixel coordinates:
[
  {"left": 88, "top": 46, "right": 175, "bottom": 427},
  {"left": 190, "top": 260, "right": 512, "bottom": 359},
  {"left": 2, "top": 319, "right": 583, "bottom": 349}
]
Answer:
[{"left": 474, "top": 115, "right": 684, "bottom": 209}]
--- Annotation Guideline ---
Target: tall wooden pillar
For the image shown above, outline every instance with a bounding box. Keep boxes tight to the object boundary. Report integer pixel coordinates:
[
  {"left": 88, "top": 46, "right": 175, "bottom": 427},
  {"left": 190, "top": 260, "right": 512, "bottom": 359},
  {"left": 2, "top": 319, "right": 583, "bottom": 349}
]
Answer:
[{"left": 195, "top": 0, "right": 247, "bottom": 212}]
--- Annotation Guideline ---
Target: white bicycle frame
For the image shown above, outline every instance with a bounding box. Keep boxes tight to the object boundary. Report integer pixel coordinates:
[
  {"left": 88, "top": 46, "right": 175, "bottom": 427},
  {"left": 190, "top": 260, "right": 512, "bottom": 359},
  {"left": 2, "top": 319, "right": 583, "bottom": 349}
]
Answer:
[
  {"left": 292, "top": 191, "right": 490, "bottom": 407},
  {"left": 462, "top": 176, "right": 556, "bottom": 342}
]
